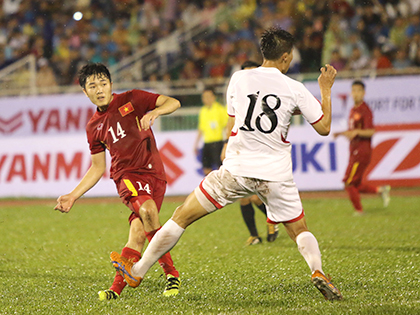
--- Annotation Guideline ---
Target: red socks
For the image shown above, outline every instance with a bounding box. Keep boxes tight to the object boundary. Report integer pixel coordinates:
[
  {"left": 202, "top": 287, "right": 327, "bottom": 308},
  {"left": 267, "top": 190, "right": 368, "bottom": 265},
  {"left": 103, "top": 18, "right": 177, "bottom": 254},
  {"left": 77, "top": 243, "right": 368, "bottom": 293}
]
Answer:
[
  {"left": 357, "top": 184, "right": 378, "bottom": 194},
  {"left": 109, "top": 229, "right": 179, "bottom": 295},
  {"left": 345, "top": 184, "right": 378, "bottom": 212},
  {"left": 109, "top": 247, "right": 141, "bottom": 295},
  {"left": 345, "top": 185, "right": 363, "bottom": 212},
  {"left": 146, "top": 228, "right": 179, "bottom": 278}
]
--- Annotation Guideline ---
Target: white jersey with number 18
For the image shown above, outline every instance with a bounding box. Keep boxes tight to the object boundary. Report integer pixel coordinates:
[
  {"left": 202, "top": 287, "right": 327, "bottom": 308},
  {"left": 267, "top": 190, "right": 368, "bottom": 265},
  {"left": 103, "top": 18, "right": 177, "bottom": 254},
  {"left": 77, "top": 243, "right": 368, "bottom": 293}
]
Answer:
[{"left": 223, "top": 67, "right": 324, "bottom": 182}]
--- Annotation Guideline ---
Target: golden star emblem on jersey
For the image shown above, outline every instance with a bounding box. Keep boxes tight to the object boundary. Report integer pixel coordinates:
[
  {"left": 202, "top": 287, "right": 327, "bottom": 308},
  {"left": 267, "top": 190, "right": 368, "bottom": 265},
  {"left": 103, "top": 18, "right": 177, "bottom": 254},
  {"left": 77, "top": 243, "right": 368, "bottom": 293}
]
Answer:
[{"left": 119, "top": 102, "right": 134, "bottom": 117}]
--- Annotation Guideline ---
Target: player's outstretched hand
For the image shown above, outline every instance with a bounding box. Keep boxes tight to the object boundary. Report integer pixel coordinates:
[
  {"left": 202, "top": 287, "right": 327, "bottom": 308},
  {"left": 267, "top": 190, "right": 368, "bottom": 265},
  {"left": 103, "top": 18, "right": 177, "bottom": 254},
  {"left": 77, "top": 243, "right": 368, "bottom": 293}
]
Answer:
[
  {"left": 318, "top": 64, "right": 337, "bottom": 90},
  {"left": 54, "top": 194, "right": 76, "bottom": 213}
]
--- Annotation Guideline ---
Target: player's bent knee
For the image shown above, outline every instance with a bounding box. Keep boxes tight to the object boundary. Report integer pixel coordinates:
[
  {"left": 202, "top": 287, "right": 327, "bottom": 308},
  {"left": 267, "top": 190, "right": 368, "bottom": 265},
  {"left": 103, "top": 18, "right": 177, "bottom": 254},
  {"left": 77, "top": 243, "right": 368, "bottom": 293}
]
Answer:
[
  {"left": 138, "top": 206, "right": 158, "bottom": 219},
  {"left": 172, "top": 195, "right": 209, "bottom": 229}
]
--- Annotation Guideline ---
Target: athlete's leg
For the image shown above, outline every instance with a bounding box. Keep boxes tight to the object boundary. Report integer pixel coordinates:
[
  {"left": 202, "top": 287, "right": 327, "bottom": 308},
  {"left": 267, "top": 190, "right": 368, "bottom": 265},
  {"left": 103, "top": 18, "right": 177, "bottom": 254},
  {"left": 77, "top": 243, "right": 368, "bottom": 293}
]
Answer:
[
  {"left": 240, "top": 197, "right": 262, "bottom": 245},
  {"left": 126, "top": 216, "right": 147, "bottom": 252},
  {"left": 108, "top": 217, "right": 145, "bottom": 296},
  {"left": 343, "top": 159, "right": 365, "bottom": 213},
  {"left": 250, "top": 195, "right": 267, "bottom": 215},
  {"left": 345, "top": 184, "right": 363, "bottom": 212},
  {"left": 283, "top": 217, "right": 323, "bottom": 274},
  {"left": 202, "top": 143, "right": 213, "bottom": 175},
  {"left": 131, "top": 197, "right": 179, "bottom": 278},
  {"left": 240, "top": 197, "right": 259, "bottom": 236},
  {"left": 131, "top": 191, "right": 209, "bottom": 278},
  {"left": 284, "top": 218, "right": 343, "bottom": 300},
  {"left": 357, "top": 183, "right": 378, "bottom": 194}
]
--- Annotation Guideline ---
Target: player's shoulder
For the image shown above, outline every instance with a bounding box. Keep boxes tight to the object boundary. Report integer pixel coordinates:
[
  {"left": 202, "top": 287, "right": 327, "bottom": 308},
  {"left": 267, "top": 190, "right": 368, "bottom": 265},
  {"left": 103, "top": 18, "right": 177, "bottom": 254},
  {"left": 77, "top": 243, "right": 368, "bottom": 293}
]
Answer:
[
  {"left": 85, "top": 111, "right": 99, "bottom": 132},
  {"left": 361, "top": 101, "right": 373, "bottom": 113},
  {"left": 214, "top": 101, "right": 226, "bottom": 109},
  {"left": 280, "top": 72, "right": 306, "bottom": 88},
  {"left": 117, "top": 89, "right": 156, "bottom": 99},
  {"left": 229, "top": 69, "right": 248, "bottom": 83}
]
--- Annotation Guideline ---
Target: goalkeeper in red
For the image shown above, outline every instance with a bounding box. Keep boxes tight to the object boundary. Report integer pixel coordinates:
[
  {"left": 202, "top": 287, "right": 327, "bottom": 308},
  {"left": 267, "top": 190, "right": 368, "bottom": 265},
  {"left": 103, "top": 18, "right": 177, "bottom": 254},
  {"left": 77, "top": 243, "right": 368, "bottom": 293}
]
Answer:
[
  {"left": 110, "top": 28, "right": 343, "bottom": 301},
  {"left": 54, "top": 63, "right": 181, "bottom": 300}
]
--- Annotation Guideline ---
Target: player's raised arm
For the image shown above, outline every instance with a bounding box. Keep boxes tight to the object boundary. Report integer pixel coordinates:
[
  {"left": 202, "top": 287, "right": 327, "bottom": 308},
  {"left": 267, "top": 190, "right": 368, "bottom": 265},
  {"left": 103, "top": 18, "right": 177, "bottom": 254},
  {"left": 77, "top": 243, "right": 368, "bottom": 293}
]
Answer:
[
  {"left": 311, "top": 64, "right": 337, "bottom": 136},
  {"left": 140, "top": 95, "right": 181, "bottom": 130},
  {"left": 54, "top": 151, "right": 106, "bottom": 213}
]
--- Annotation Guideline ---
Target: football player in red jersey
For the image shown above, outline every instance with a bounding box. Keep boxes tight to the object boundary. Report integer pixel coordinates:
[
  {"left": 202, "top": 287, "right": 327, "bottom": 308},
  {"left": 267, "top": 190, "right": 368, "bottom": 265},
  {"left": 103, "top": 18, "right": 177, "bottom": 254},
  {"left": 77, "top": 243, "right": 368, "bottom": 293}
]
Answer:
[
  {"left": 54, "top": 63, "right": 181, "bottom": 300},
  {"left": 334, "top": 80, "right": 390, "bottom": 214}
]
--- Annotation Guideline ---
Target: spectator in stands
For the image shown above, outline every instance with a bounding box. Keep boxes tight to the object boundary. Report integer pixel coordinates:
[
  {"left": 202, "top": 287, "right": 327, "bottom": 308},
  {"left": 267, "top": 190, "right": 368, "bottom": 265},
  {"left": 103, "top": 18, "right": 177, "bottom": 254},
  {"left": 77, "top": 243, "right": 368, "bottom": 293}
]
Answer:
[
  {"left": 180, "top": 59, "right": 201, "bottom": 80},
  {"left": 3, "top": 0, "right": 420, "bottom": 90},
  {"left": 234, "top": 0, "right": 257, "bottom": 21},
  {"left": 36, "top": 57, "right": 58, "bottom": 89},
  {"left": 322, "top": 14, "right": 346, "bottom": 65},
  {"left": 329, "top": 49, "right": 347, "bottom": 71},
  {"left": 405, "top": 14, "right": 420, "bottom": 39},
  {"left": 389, "top": 16, "right": 408, "bottom": 50},
  {"left": 392, "top": 49, "right": 412, "bottom": 68},
  {"left": 408, "top": 33, "right": 420, "bottom": 62},
  {"left": 346, "top": 46, "right": 370, "bottom": 70},
  {"left": 370, "top": 46, "right": 393, "bottom": 69},
  {"left": 412, "top": 47, "right": 420, "bottom": 66}
]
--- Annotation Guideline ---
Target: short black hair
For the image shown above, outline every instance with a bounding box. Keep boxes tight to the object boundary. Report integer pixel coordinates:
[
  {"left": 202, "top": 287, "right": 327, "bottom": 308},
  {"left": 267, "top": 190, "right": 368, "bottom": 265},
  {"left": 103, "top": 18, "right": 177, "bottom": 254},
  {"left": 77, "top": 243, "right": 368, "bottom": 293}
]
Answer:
[
  {"left": 260, "top": 27, "right": 295, "bottom": 61},
  {"left": 241, "top": 60, "right": 260, "bottom": 69},
  {"left": 203, "top": 86, "right": 216, "bottom": 95},
  {"left": 352, "top": 80, "right": 365, "bottom": 90},
  {"left": 78, "top": 63, "right": 111, "bottom": 88}
]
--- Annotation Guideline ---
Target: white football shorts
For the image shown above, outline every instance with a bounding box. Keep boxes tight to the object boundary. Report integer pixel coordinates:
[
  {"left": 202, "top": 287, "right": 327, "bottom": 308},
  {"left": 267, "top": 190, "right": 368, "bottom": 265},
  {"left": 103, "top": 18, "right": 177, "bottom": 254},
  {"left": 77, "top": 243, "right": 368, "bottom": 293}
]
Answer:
[{"left": 194, "top": 166, "right": 304, "bottom": 224}]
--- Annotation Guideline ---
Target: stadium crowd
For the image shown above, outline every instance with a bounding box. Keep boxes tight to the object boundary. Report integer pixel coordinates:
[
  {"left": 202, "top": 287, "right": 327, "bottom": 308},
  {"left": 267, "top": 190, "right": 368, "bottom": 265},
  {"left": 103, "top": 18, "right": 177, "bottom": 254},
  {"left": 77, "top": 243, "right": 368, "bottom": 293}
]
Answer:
[{"left": 1, "top": 0, "right": 420, "bottom": 86}]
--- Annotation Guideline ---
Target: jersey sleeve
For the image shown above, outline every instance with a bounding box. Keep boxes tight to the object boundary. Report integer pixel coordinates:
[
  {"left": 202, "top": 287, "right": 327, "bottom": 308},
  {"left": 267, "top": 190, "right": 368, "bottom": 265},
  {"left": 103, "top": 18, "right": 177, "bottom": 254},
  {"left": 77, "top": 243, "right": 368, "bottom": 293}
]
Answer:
[
  {"left": 132, "top": 89, "right": 160, "bottom": 112},
  {"left": 295, "top": 83, "right": 324, "bottom": 125},
  {"left": 86, "top": 128, "right": 105, "bottom": 155}
]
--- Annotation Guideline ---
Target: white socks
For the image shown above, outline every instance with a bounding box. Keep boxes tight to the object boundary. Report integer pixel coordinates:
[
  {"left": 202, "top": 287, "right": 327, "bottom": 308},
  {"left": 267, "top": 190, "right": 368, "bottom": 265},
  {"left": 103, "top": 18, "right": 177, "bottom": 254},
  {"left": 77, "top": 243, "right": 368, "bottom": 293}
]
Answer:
[
  {"left": 132, "top": 219, "right": 185, "bottom": 278},
  {"left": 296, "top": 231, "right": 323, "bottom": 274}
]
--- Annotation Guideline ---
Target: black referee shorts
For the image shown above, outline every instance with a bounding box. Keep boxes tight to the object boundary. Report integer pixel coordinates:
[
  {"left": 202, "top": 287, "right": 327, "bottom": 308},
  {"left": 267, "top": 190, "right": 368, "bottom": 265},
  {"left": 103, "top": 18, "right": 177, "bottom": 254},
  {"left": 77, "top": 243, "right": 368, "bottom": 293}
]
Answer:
[{"left": 202, "top": 141, "right": 224, "bottom": 169}]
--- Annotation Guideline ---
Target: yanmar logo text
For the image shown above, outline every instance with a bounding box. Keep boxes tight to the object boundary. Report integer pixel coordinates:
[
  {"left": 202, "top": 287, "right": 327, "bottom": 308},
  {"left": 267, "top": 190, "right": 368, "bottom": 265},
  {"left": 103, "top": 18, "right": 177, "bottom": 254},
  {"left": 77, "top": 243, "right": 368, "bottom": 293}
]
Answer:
[
  {"left": 0, "top": 112, "right": 23, "bottom": 133},
  {"left": 0, "top": 107, "right": 95, "bottom": 135}
]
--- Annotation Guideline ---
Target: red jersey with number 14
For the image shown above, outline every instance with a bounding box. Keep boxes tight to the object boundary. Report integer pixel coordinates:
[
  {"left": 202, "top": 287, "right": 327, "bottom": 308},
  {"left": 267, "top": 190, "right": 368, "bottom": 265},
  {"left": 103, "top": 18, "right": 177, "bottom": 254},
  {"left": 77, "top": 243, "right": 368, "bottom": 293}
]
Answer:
[
  {"left": 85, "top": 89, "right": 166, "bottom": 183},
  {"left": 348, "top": 101, "right": 374, "bottom": 158}
]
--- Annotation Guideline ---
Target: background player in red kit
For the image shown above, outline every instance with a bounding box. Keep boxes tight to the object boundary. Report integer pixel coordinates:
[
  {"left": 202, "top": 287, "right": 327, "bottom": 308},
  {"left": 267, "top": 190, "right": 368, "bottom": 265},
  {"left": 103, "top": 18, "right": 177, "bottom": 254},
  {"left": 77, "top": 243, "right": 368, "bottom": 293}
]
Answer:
[
  {"left": 54, "top": 63, "right": 181, "bottom": 300},
  {"left": 334, "top": 80, "right": 390, "bottom": 214}
]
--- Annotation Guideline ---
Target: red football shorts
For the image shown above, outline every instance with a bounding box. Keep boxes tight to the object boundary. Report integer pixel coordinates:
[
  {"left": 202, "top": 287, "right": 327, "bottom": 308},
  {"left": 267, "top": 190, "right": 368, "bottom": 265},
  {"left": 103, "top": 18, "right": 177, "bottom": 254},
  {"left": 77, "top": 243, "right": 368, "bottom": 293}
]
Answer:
[
  {"left": 115, "top": 173, "right": 166, "bottom": 224},
  {"left": 343, "top": 152, "right": 371, "bottom": 187}
]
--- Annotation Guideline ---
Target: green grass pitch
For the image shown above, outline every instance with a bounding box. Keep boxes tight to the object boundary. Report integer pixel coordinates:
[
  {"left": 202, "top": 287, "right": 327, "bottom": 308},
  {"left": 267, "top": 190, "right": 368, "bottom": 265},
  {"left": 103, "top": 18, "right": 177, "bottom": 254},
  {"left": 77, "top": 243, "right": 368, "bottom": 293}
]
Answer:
[{"left": 0, "top": 192, "right": 419, "bottom": 314}]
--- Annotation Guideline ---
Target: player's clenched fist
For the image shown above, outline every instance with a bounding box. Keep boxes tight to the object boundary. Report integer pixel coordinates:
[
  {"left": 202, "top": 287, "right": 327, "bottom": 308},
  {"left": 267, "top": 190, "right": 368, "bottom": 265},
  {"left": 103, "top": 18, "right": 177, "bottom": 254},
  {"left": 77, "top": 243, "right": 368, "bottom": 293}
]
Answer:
[
  {"left": 54, "top": 194, "right": 76, "bottom": 213},
  {"left": 318, "top": 64, "right": 337, "bottom": 90}
]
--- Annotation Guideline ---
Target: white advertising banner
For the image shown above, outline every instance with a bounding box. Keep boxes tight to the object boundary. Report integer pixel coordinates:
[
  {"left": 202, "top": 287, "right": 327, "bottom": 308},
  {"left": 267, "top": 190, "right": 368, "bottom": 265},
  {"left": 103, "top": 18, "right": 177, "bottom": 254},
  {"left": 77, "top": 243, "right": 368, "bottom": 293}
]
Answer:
[
  {"left": 0, "top": 93, "right": 93, "bottom": 137},
  {"left": 1, "top": 75, "right": 420, "bottom": 198},
  {"left": 288, "top": 124, "right": 349, "bottom": 191},
  {"left": 305, "top": 75, "right": 420, "bottom": 127}
]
